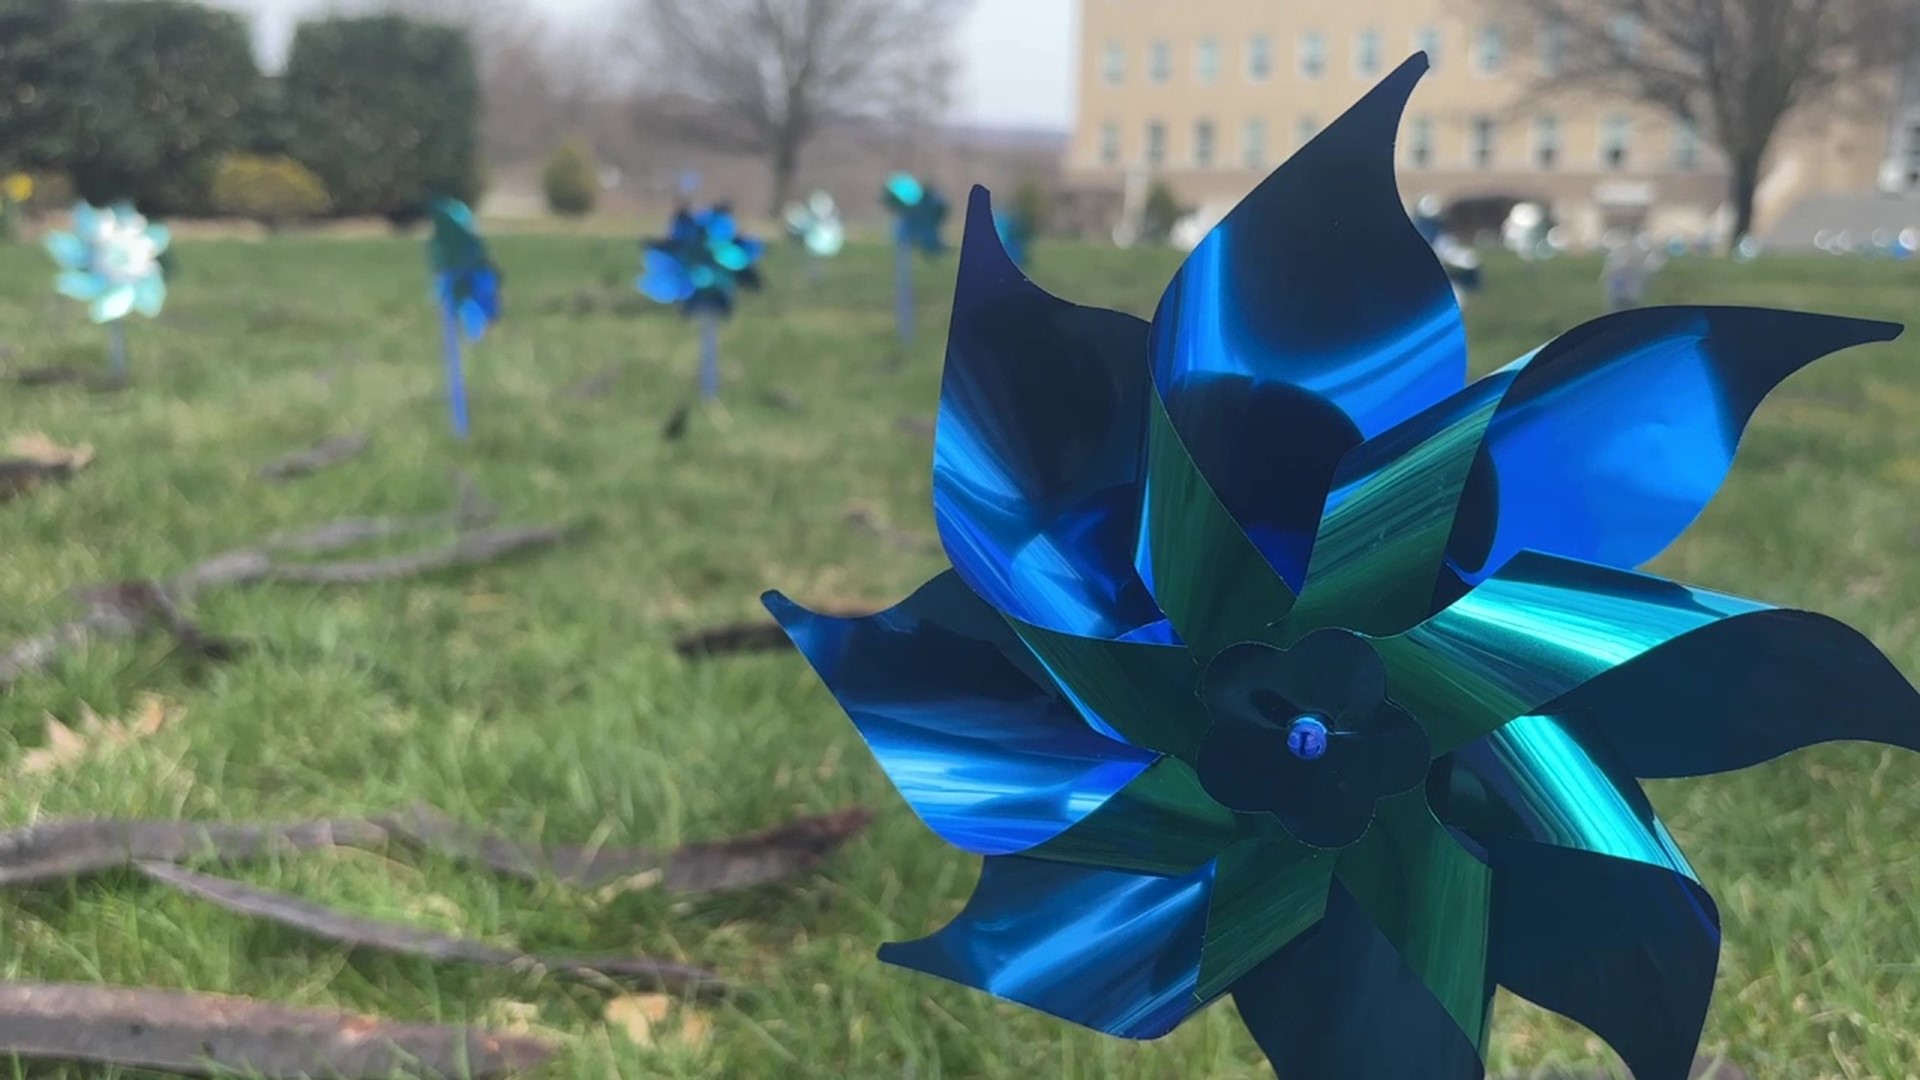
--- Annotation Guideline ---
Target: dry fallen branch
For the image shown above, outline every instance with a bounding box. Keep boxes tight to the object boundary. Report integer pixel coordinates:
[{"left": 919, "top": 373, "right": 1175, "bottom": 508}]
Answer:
[
  {"left": 0, "top": 496, "right": 569, "bottom": 688},
  {"left": 9, "top": 365, "right": 127, "bottom": 392},
  {"left": 0, "top": 983, "right": 555, "bottom": 1078},
  {"left": 140, "top": 863, "right": 726, "bottom": 996},
  {"left": 0, "top": 819, "right": 386, "bottom": 887},
  {"left": 256, "top": 432, "right": 370, "bottom": 482},
  {"left": 380, "top": 804, "right": 874, "bottom": 893}
]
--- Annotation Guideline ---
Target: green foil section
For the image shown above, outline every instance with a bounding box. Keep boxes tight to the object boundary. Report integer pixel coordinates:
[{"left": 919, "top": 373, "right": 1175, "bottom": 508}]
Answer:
[
  {"left": 1024, "top": 756, "right": 1238, "bottom": 876},
  {"left": 1012, "top": 617, "right": 1209, "bottom": 760},
  {"left": 1279, "top": 388, "right": 1501, "bottom": 643},
  {"left": 1195, "top": 838, "right": 1335, "bottom": 1000},
  {"left": 1139, "top": 389, "right": 1296, "bottom": 655},
  {"left": 1334, "top": 792, "right": 1491, "bottom": 1047}
]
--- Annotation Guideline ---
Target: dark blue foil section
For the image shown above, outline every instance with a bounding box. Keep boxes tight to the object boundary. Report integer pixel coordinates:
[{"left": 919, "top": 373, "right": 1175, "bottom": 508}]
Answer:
[
  {"left": 934, "top": 189, "right": 1163, "bottom": 638},
  {"left": 880, "top": 855, "right": 1215, "bottom": 1039},
  {"left": 764, "top": 573, "right": 1153, "bottom": 857}
]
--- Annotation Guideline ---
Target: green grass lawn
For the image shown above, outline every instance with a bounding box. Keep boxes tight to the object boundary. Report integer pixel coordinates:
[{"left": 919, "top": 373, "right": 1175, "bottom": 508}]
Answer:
[{"left": 0, "top": 232, "right": 1917, "bottom": 1079}]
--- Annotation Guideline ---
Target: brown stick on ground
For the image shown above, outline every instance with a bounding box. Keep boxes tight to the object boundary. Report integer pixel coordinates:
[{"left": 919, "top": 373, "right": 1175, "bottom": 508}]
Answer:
[
  {"left": 0, "top": 819, "right": 388, "bottom": 887},
  {"left": 0, "top": 983, "right": 555, "bottom": 1078},
  {"left": 140, "top": 863, "right": 727, "bottom": 997},
  {"left": 0, "top": 500, "right": 571, "bottom": 688},
  {"left": 256, "top": 432, "right": 370, "bottom": 482}
]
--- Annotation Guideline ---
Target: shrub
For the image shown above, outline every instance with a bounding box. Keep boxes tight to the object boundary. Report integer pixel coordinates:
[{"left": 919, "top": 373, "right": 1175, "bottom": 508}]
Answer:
[
  {"left": 1009, "top": 175, "right": 1052, "bottom": 238},
  {"left": 0, "top": 0, "right": 89, "bottom": 176},
  {"left": 210, "top": 153, "right": 332, "bottom": 227},
  {"left": 64, "top": 0, "right": 260, "bottom": 214},
  {"left": 543, "top": 139, "right": 598, "bottom": 217},
  {"left": 1141, "top": 180, "right": 1188, "bottom": 245},
  {"left": 283, "top": 14, "right": 481, "bottom": 221}
]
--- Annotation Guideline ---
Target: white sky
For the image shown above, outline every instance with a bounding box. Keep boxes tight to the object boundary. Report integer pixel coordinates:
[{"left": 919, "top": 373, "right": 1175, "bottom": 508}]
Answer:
[{"left": 214, "top": 0, "right": 1078, "bottom": 131}]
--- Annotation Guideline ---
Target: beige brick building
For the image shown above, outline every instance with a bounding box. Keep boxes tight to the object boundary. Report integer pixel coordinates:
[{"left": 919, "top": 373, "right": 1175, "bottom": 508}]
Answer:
[{"left": 1066, "top": 0, "right": 1920, "bottom": 246}]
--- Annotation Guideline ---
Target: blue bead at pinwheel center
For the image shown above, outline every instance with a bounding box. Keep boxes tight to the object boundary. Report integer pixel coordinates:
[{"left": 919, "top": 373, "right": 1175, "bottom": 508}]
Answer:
[
  {"left": 1196, "top": 630, "right": 1431, "bottom": 849},
  {"left": 1286, "top": 715, "right": 1331, "bottom": 761}
]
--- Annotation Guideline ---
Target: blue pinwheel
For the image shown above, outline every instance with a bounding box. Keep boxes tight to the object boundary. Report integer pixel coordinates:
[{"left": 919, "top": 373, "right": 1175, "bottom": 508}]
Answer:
[
  {"left": 427, "top": 197, "right": 501, "bottom": 439},
  {"left": 882, "top": 172, "right": 949, "bottom": 346},
  {"left": 785, "top": 191, "right": 846, "bottom": 261},
  {"left": 45, "top": 201, "right": 169, "bottom": 375},
  {"left": 639, "top": 204, "right": 764, "bottom": 402},
  {"left": 767, "top": 55, "right": 1920, "bottom": 1079},
  {"left": 993, "top": 208, "right": 1035, "bottom": 270}
]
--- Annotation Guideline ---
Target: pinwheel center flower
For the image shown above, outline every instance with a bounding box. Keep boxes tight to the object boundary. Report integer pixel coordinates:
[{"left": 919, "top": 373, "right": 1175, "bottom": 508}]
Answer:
[{"left": 1196, "top": 630, "right": 1431, "bottom": 849}]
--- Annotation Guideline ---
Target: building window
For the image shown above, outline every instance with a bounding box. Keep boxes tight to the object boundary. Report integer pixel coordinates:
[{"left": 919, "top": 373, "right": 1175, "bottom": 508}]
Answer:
[
  {"left": 1146, "top": 121, "right": 1167, "bottom": 168},
  {"left": 1475, "top": 24, "right": 1506, "bottom": 75},
  {"left": 1355, "top": 28, "right": 1383, "bottom": 78},
  {"left": 1300, "top": 31, "right": 1327, "bottom": 80},
  {"left": 1244, "top": 117, "right": 1268, "bottom": 169},
  {"left": 1408, "top": 115, "right": 1434, "bottom": 168},
  {"left": 1196, "top": 37, "right": 1221, "bottom": 85},
  {"left": 1194, "top": 120, "right": 1216, "bottom": 167},
  {"left": 1248, "top": 34, "right": 1273, "bottom": 80},
  {"left": 1297, "top": 115, "right": 1320, "bottom": 148},
  {"left": 1533, "top": 114, "right": 1560, "bottom": 170},
  {"left": 1101, "top": 42, "right": 1125, "bottom": 86},
  {"left": 1148, "top": 40, "right": 1172, "bottom": 84},
  {"left": 1470, "top": 115, "right": 1497, "bottom": 168},
  {"left": 1610, "top": 14, "right": 1642, "bottom": 59},
  {"left": 1099, "top": 121, "right": 1121, "bottom": 167},
  {"left": 1601, "top": 113, "right": 1631, "bottom": 170},
  {"left": 1539, "top": 17, "right": 1567, "bottom": 76},
  {"left": 1673, "top": 119, "right": 1700, "bottom": 170},
  {"left": 1413, "top": 25, "right": 1442, "bottom": 67}
]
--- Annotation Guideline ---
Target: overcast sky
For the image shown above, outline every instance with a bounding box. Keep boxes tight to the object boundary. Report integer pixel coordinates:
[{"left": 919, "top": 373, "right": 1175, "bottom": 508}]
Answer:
[{"left": 214, "top": 0, "right": 1078, "bottom": 131}]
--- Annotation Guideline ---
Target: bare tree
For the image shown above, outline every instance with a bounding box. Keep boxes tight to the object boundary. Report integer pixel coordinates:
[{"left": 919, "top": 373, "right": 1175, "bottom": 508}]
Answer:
[
  {"left": 631, "top": 0, "right": 970, "bottom": 213},
  {"left": 1481, "top": 0, "right": 1920, "bottom": 244}
]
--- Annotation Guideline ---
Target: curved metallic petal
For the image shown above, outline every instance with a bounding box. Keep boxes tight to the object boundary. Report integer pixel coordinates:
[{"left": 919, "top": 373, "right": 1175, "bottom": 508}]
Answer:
[
  {"left": 1136, "top": 388, "right": 1299, "bottom": 654},
  {"left": 1280, "top": 375, "right": 1508, "bottom": 641},
  {"left": 1333, "top": 791, "right": 1492, "bottom": 1043},
  {"left": 45, "top": 232, "right": 88, "bottom": 270},
  {"left": 1196, "top": 837, "right": 1335, "bottom": 1000},
  {"left": 1149, "top": 53, "right": 1464, "bottom": 449},
  {"left": 1483, "top": 836, "right": 1720, "bottom": 1080},
  {"left": 1448, "top": 307, "right": 1900, "bottom": 582},
  {"left": 1545, "top": 609, "right": 1920, "bottom": 779},
  {"left": 1433, "top": 713, "right": 1692, "bottom": 877},
  {"left": 1377, "top": 551, "right": 1763, "bottom": 755},
  {"left": 763, "top": 573, "right": 1154, "bottom": 857},
  {"left": 880, "top": 855, "right": 1215, "bottom": 1039},
  {"left": 1233, "top": 879, "right": 1489, "bottom": 1079},
  {"left": 934, "top": 188, "right": 1164, "bottom": 638},
  {"left": 55, "top": 269, "right": 106, "bottom": 302},
  {"left": 1010, "top": 617, "right": 1210, "bottom": 758}
]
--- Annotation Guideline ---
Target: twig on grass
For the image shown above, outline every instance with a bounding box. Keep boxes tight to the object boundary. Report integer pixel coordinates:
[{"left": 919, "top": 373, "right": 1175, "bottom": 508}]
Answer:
[{"left": 256, "top": 432, "right": 370, "bottom": 482}]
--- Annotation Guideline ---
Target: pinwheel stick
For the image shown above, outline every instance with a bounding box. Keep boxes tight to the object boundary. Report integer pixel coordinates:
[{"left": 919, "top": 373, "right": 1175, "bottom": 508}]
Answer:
[
  {"left": 698, "top": 310, "right": 721, "bottom": 402},
  {"left": 107, "top": 322, "right": 127, "bottom": 378},
  {"left": 894, "top": 237, "right": 915, "bottom": 346},
  {"left": 440, "top": 303, "right": 469, "bottom": 439}
]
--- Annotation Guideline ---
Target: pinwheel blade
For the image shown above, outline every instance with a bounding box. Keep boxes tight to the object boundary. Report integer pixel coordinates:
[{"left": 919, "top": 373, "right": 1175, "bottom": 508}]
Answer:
[
  {"left": 880, "top": 855, "right": 1214, "bottom": 1039},
  {"left": 1233, "top": 878, "right": 1489, "bottom": 1079},
  {"left": 1333, "top": 791, "right": 1492, "bottom": 1044},
  {"left": 1484, "top": 838, "right": 1720, "bottom": 1080},
  {"left": 764, "top": 573, "right": 1154, "bottom": 858},
  {"left": 934, "top": 187, "right": 1164, "bottom": 639},
  {"left": 1448, "top": 307, "right": 1900, "bottom": 582},
  {"left": 1010, "top": 618, "right": 1209, "bottom": 758}
]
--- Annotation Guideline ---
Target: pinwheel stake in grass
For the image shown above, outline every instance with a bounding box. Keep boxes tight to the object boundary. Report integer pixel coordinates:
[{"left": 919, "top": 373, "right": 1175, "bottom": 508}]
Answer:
[
  {"left": 639, "top": 204, "right": 764, "bottom": 403},
  {"left": 766, "top": 55, "right": 1920, "bottom": 1079},
  {"left": 427, "top": 198, "right": 502, "bottom": 440},
  {"left": 44, "top": 202, "right": 169, "bottom": 378},
  {"left": 785, "top": 191, "right": 845, "bottom": 285},
  {"left": 881, "top": 173, "right": 948, "bottom": 348}
]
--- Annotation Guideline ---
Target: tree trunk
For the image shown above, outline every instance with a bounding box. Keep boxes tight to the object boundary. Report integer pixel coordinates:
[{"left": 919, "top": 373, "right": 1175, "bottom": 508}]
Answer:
[
  {"left": 1728, "top": 153, "right": 1761, "bottom": 250},
  {"left": 768, "top": 133, "right": 800, "bottom": 218}
]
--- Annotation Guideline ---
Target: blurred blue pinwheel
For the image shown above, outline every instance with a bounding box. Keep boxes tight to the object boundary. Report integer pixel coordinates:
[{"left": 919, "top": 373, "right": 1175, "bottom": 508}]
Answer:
[
  {"left": 785, "top": 192, "right": 846, "bottom": 259},
  {"left": 639, "top": 204, "right": 764, "bottom": 316},
  {"left": 994, "top": 208, "right": 1034, "bottom": 269},
  {"left": 429, "top": 197, "right": 502, "bottom": 341},
  {"left": 46, "top": 202, "right": 169, "bottom": 324},
  {"left": 882, "top": 172, "right": 949, "bottom": 256},
  {"left": 765, "top": 55, "right": 1920, "bottom": 1079}
]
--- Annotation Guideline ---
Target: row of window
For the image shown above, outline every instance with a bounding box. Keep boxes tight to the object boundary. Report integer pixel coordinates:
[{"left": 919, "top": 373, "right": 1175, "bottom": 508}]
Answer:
[
  {"left": 1099, "top": 113, "right": 1701, "bottom": 173},
  {"left": 1100, "top": 18, "right": 1640, "bottom": 86}
]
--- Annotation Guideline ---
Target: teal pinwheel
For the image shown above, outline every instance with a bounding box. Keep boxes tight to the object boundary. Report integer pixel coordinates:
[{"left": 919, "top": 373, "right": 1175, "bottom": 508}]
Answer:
[
  {"left": 46, "top": 202, "right": 168, "bottom": 325},
  {"left": 765, "top": 55, "right": 1920, "bottom": 1079}
]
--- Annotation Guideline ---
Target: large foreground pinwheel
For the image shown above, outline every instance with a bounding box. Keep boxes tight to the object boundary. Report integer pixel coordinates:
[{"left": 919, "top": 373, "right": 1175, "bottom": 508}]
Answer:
[{"left": 765, "top": 55, "right": 1920, "bottom": 1078}]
